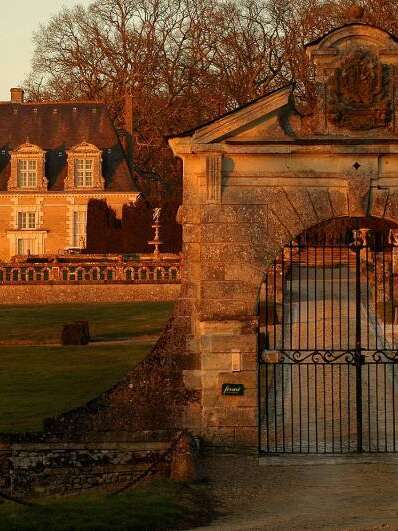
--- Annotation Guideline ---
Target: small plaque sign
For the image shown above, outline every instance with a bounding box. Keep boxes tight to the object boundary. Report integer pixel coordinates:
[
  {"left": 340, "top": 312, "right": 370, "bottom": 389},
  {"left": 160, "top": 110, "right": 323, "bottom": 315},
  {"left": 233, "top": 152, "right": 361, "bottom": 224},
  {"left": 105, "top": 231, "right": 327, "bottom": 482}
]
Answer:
[{"left": 222, "top": 383, "right": 245, "bottom": 396}]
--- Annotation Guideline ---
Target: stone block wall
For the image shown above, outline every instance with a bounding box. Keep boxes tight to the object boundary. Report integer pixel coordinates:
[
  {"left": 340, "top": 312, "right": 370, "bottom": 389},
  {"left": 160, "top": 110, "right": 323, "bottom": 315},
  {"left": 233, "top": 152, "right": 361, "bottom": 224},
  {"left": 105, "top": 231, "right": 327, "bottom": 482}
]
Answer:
[
  {"left": 0, "top": 283, "right": 180, "bottom": 304},
  {"left": 0, "top": 441, "right": 170, "bottom": 497},
  {"left": 169, "top": 136, "right": 398, "bottom": 448}
]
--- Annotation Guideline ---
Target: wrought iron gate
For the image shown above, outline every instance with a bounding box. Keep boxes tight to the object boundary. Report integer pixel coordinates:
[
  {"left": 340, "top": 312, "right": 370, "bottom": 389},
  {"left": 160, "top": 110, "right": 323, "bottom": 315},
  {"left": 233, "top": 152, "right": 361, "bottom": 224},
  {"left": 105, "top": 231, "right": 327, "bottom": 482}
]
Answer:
[{"left": 258, "top": 230, "right": 398, "bottom": 454}]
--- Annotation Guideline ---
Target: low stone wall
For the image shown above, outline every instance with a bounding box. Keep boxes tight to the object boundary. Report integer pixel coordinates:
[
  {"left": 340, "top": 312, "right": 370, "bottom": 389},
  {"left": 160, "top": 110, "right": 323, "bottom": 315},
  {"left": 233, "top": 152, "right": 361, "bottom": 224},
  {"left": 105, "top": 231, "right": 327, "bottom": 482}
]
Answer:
[
  {"left": 0, "top": 283, "right": 180, "bottom": 304},
  {"left": 0, "top": 440, "right": 171, "bottom": 497}
]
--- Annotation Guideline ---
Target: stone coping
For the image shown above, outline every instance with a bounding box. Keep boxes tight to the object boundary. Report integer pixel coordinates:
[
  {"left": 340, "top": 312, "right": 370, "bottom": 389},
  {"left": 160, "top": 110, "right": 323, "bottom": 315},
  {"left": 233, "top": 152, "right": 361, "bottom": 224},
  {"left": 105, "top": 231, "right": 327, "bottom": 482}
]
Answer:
[{"left": 1, "top": 441, "right": 170, "bottom": 452}]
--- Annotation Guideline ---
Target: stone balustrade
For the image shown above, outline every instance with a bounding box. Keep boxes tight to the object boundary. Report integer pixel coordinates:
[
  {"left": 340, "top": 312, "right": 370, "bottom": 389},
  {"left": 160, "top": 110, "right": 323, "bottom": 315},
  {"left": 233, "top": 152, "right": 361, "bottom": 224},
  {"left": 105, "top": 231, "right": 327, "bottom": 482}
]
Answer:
[{"left": 0, "top": 258, "right": 181, "bottom": 285}]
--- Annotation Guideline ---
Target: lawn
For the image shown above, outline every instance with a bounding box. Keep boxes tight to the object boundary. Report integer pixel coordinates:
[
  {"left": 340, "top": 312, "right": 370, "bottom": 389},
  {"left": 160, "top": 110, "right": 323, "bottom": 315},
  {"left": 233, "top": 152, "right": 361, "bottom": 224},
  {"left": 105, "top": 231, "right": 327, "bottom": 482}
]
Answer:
[
  {"left": 0, "top": 302, "right": 174, "bottom": 433},
  {"left": 0, "top": 481, "right": 213, "bottom": 531},
  {"left": 0, "top": 302, "right": 174, "bottom": 344}
]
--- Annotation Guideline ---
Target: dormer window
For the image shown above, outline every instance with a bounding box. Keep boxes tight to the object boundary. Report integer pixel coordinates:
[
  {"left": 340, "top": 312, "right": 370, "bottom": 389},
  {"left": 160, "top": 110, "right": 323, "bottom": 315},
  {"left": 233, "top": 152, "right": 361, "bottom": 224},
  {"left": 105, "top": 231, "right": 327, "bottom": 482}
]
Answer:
[
  {"left": 8, "top": 143, "right": 47, "bottom": 191},
  {"left": 65, "top": 142, "right": 104, "bottom": 191},
  {"left": 18, "top": 160, "right": 37, "bottom": 188},
  {"left": 75, "top": 158, "right": 93, "bottom": 187}
]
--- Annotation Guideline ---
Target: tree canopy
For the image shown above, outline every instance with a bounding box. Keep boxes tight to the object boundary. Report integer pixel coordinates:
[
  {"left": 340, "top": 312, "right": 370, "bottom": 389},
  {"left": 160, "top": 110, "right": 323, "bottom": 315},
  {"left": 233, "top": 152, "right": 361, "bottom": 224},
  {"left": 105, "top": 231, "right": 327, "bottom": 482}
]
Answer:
[{"left": 25, "top": 0, "right": 398, "bottom": 201}]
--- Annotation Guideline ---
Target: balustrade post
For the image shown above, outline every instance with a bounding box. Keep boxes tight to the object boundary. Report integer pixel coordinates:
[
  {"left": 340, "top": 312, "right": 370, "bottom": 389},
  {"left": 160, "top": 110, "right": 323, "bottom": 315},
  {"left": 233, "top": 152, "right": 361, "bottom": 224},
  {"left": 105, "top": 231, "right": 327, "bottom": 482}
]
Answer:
[
  {"left": 115, "top": 264, "right": 124, "bottom": 281},
  {"left": 51, "top": 266, "right": 60, "bottom": 281}
]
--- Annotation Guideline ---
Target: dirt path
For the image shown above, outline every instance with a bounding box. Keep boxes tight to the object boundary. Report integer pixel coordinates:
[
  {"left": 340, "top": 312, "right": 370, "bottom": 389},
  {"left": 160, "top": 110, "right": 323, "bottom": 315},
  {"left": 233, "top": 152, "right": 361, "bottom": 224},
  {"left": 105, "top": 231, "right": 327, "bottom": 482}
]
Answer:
[{"left": 196, "top": 454, "right": 398, "bottom": 530}]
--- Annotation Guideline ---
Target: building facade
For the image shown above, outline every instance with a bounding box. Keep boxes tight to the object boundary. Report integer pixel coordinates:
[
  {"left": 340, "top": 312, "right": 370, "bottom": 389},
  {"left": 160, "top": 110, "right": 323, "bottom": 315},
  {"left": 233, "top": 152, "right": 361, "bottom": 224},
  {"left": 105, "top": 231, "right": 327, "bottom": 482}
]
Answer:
[{"left": 0, "top": 89, "right": 138, "bottom": 260}]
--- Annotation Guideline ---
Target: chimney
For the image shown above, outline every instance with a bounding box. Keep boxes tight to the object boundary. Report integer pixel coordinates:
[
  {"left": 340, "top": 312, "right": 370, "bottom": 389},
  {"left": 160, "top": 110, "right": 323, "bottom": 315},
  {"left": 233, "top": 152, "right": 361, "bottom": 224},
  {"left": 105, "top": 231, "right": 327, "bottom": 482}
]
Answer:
[{"left": 10, "top": 88, "right": 24, "bottom": 104}]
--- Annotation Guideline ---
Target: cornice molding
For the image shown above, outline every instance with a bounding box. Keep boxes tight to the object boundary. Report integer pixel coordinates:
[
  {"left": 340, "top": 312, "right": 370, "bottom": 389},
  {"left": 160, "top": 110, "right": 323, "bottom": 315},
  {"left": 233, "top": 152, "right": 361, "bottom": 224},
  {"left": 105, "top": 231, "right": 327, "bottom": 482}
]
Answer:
[
  {"left": 7, "top": 229, "right": 48, "bottom": 234},
  {"left": 192, "top": 87, "right": 292, "bottom": 144},
  {"left": 184, "top": 142, "right": 398, "bottom": 155},
  {"left": 168, "top": 87, "right": 292, "bottom": 154}
]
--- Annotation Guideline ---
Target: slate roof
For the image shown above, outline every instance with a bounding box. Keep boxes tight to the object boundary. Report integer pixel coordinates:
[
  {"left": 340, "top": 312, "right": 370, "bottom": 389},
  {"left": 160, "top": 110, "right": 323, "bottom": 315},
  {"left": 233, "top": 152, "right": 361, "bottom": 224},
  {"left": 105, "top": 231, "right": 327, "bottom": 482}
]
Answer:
[{"left": 0, "top": 101, "right": 136, "bottom": 192}]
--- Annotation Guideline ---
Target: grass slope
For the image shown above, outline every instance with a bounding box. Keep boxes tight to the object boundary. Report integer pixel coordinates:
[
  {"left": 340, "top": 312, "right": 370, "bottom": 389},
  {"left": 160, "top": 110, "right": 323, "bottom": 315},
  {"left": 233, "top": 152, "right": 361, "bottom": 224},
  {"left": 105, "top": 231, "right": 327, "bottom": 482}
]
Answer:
[
  {"left": 0, "top": 302, "right": 174, "bottom": 432},
  {"left": 0, "top": 481, "right": 213, "bottom": 531},
  {"left": 0, "top": 344, "right": 148, "bottom": 433}
]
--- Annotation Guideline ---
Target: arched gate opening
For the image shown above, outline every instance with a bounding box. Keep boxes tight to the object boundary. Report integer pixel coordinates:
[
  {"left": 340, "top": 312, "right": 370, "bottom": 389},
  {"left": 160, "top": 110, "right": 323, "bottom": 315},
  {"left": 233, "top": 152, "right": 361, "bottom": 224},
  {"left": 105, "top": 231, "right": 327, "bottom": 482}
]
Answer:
[{"left": 258, "top": 217, "right": 398, "bottom": 454}]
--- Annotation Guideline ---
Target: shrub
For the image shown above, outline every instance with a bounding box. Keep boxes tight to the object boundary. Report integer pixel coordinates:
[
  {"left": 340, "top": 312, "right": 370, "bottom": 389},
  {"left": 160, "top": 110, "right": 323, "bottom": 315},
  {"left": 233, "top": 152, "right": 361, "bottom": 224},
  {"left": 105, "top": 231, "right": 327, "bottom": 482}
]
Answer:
[{"left": 61, "top": 322, "right": 90, "bottom": 346}]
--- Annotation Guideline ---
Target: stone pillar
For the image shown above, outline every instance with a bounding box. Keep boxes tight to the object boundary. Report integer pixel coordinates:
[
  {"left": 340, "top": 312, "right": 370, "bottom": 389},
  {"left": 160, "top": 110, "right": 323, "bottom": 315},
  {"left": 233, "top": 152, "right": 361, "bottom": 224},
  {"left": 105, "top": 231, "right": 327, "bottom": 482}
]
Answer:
[
  {"left": 190, "top": 186, "right": 263, "bottom": 446},
  {"left": 390, "top": 229, "right": 398, "bottom": 274},
  {"left": 199, "top": 319, "right": 258, "bottom": 446},
  {"left": 176, "top": 154, "right": 209, "bottom": 436}
]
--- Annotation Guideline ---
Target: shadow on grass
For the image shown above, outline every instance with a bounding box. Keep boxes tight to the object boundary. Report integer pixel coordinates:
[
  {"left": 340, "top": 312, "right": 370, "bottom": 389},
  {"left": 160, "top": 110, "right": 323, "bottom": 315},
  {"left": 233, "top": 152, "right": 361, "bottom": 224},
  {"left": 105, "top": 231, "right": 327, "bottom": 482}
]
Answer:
[
  {"left": 0, "top": 481, "right": 214, "bottom": 531},
  {"left": 0, "top": 302, "right": 175, "bottom": 434},
  {"left": 0, "top": 344, "right": 150, "bottom": 433}
]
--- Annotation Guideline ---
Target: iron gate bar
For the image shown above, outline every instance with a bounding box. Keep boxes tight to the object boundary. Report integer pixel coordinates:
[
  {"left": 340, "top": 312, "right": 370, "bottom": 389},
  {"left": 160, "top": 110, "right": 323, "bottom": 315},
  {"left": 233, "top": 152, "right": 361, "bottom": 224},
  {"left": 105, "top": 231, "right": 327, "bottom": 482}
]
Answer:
[
  {"left": 354, "top": 242, "right": 363, "bottom": 453},
  {"left": 258, "top": 236, "right": 398, "bottom": 454}
]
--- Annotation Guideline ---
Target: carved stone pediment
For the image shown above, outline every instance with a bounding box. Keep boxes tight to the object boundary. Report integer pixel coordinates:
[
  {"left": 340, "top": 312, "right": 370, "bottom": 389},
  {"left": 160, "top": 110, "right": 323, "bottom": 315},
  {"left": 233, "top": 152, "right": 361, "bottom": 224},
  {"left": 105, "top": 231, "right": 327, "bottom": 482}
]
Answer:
[
  {"left": 170, "top": 23, "right": 398, "bottom": 144},
  {"left": 304, "top": 22, "right": 398, "bottom": 136},
  {"left": 327, "top": 48, "right": 393, "bottom": 130}
]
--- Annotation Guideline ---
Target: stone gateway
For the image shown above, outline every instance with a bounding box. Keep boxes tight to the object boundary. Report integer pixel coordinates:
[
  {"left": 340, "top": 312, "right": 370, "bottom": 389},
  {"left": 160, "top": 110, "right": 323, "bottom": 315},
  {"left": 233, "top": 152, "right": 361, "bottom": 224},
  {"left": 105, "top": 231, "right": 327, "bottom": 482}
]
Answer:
[{"left": 168, "top": 20, "right": 398, "bottom": 447}]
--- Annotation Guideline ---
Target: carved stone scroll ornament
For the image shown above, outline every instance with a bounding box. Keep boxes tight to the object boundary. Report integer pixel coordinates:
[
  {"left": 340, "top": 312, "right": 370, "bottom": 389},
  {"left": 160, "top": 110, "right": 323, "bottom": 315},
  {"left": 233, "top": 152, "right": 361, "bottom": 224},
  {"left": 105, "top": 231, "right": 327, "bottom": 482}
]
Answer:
[{"left": 327, "top": 48, "right": 393, "bottom": 130}]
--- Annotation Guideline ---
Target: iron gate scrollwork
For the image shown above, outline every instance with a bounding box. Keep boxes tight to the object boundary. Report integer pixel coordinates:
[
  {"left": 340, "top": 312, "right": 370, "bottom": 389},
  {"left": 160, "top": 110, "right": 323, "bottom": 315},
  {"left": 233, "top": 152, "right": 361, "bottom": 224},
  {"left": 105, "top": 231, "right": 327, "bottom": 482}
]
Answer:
[{"left": 258, "top": 229, "right": 398, "bottom": 454}]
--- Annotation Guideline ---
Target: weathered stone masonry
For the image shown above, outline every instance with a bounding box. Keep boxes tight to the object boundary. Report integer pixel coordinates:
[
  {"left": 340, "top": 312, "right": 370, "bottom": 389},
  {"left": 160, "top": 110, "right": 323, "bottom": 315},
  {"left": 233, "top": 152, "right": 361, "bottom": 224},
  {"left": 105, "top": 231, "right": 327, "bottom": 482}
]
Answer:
[
  {"left": 0, "top": 441, "right": 170, "bottom": 497},
  {"left": 168, "top": 21, "right": 398, "bottom": 446},
  {"left": 10, "top": 20, "right": 398, "bottom": 458},
  {"left": 0, "top": 283, "right": 179, "bottom": 304}
]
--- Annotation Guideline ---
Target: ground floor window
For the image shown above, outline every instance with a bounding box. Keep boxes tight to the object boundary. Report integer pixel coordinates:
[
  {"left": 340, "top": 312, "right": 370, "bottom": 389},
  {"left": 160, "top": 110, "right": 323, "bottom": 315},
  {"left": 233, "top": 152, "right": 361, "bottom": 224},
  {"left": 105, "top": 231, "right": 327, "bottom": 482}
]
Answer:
[
  {"left": 72, "top": 209, "right": 87, "bottom": 248},
  {"left": 17, "top": 238, "right": 38, "bottom": 255},
  {"left": 7, "top": 230, "right": 47, "bottom": 258}
]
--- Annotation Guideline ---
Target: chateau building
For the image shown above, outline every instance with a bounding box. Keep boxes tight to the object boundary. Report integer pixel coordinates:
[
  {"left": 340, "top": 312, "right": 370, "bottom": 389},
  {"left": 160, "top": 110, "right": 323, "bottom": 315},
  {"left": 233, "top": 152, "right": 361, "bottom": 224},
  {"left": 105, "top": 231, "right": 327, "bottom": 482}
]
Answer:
[{"left": 0, "top": 88, "right": 138, "bottom": 260}]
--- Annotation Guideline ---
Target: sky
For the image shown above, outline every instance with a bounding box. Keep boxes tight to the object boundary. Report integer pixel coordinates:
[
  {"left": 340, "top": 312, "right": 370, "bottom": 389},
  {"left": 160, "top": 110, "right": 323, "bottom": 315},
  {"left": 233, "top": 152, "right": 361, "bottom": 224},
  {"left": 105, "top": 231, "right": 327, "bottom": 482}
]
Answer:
[{"left": 0, "top": 1, "right": 89, "bottom": 100}]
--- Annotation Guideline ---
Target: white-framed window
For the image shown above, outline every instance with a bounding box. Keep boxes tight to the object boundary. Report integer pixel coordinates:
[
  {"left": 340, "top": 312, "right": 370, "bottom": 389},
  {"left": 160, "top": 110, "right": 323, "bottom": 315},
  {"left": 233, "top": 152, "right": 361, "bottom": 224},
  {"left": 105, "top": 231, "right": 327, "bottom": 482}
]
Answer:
[
  {"left": 17, "top": 238, "right": 37, "bottom": 255},
  {"left": 8, "top": 143, "right": 47, "bottom": 192},
  {"left": 17, "top": 159, "right": 38, "bottom": 188},
  {"left": 17, "top": 211, "right": 36, "bottom": 229},
  {"left": 7, "top": 229, "right": 47, "bottom": 259},
  {"left": 72, "top": 209, "right": 87, "bottom": 248},
  {"left": 65, "top": 143, "right": 104, "bottom": 191},
  {"left": 74, "top": 159, "right": 93, "bottom": 187}
]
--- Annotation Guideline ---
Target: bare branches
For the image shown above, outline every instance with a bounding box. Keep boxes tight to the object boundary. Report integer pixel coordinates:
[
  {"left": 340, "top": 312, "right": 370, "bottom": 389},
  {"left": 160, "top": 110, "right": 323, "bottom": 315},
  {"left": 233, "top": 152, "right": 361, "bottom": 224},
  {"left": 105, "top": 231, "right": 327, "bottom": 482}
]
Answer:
[{"left": 25, "top": 0, "right": 398, "bottom": 201}]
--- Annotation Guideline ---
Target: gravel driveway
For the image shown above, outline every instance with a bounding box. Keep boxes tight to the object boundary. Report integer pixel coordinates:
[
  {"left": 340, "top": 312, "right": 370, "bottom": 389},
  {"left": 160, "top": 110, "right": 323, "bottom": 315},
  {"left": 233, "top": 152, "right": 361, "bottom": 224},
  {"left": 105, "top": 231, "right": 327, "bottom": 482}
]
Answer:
[{"left": 194, "top": 454, "right": 398, "bottom": 530}]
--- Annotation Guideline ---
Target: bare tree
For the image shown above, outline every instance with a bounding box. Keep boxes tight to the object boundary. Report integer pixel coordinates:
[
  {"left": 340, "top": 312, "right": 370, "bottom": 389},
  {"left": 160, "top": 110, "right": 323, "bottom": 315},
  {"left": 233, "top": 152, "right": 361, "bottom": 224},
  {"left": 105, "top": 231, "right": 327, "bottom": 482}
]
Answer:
[
  {"left": 25, "top": 0, "right": 398, "bottom": 201},
  {"left": 25, "top": 0, "right": 288, "bottom": 200}
]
